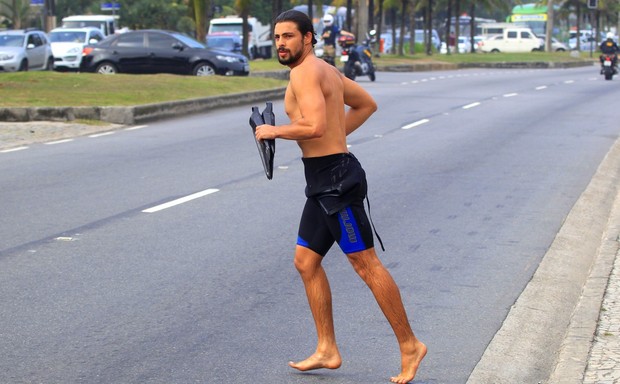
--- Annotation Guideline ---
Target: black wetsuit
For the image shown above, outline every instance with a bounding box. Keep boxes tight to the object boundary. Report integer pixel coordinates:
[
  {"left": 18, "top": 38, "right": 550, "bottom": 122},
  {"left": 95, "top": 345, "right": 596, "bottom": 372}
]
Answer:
[{"left": 297, "top": 153, "right": 375, "bottom": 256}]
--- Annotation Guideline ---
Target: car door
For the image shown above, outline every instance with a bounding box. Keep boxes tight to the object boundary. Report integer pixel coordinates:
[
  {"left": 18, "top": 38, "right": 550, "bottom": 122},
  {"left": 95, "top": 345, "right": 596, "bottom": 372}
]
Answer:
[
  {"left": 146, "top": 32, "right": 189, "bottom": 75},
  {"left": 26, "top": 33, "right": 45, "bottom": 69},
  {"left": 520, "top": 30, "right": 538, "bottom": 51},
  {"left": 109, "top": 32, "right": 148, "bottom": 73},
  {"left": 504, "top": 30, "right": 519, "bottom": 51}
]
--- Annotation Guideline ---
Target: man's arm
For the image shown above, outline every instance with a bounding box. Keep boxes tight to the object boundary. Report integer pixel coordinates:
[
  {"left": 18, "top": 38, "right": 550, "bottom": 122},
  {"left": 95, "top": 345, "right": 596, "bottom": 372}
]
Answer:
[
  {"left": 342, "top": 76, "right": 377, "bottom": 136},
  {"left": 255, "top": 67, "right": 327, "bottom": 141}
]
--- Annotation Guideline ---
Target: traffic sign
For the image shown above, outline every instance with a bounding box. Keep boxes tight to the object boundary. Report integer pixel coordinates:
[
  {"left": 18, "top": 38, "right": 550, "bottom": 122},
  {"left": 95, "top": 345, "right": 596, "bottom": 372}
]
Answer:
[{"left": 100, "top": 2, "right": 120, "bottom": 11}]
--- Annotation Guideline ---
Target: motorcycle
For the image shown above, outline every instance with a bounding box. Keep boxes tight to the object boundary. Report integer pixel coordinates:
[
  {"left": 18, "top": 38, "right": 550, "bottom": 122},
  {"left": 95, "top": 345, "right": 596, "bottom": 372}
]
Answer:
[
  {"left": 338, "top": 30, "right": 376, "bottom": 82},
  {"left": 601, "top": 53, "right": 617, "bottom": 81}
]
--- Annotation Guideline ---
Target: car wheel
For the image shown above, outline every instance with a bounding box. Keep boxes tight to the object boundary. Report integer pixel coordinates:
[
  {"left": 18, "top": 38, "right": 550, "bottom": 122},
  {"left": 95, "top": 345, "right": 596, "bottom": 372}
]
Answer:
[
  {"left": 491, "top": 49, "right": 500, "bottom": 53},
  {"left": 18, "top": 59, "right": 28, "bottom": 71},
  {"left": 193, "top": 62, "right": 216, "bottom": 76},
  {"left": 95, "top": 62, "right": 118, "bottom": 74},
  {"left": 556, "top": 48, "right": 566, "bottom": 52}
]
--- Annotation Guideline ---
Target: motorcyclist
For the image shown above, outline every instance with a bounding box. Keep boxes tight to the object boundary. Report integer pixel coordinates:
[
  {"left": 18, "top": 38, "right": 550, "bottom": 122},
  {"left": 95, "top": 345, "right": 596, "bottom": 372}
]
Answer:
[
  {"left": 321, "top": 14, "right": 340, "bottom": 65},
  {"left": 599, "top": 32, "right": 619, "bottom": 73}
]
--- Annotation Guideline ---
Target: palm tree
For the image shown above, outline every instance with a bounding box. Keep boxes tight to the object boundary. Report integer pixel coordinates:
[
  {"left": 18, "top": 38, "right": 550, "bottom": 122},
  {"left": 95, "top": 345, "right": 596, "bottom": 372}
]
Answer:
[{"left": 0, "top": 0, "right": 28, "bottom": 28}]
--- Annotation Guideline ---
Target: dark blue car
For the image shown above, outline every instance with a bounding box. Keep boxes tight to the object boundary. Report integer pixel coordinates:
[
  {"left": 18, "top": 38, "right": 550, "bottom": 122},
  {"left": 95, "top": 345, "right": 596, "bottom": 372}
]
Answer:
[{"left": 80, "top": 29, "right": 249, "bottom": 76}]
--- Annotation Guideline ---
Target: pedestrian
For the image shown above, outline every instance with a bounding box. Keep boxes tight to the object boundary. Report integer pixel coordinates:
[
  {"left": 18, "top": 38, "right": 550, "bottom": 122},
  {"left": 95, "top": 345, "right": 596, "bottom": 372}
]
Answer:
[{"left": 254, "top": 9, "right": 427, "bottom": 384}]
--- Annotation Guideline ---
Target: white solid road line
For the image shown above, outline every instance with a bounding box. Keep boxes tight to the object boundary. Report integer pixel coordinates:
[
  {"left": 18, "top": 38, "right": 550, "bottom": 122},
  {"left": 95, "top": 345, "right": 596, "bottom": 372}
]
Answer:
[
  {"left": 0, "top": 146, "right": 29, "bottom": 153},
  {"left": 45, "top": 139, "right": 74, "bottom": 145},
  {"left": 89, "top": 132, "right": 115, "bottom": 138},
  {"left": 142, "top": 188, "right": 220, "bottom": 213},
  {"left": 125, "top": 125, "right": 148, "bottom": 131}
]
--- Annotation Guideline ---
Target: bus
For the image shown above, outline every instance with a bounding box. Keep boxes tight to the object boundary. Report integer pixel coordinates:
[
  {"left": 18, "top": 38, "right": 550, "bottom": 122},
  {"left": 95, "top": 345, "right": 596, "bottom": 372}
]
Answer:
[{"left": 508, "top": 3, "right": 553, "bottom": 36}]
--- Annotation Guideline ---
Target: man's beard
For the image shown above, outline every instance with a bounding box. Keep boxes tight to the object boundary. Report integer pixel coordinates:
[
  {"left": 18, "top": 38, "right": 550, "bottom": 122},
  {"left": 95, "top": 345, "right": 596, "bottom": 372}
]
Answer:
[{"left": 278, "top": 45, "right": 304, "bottom": 66}]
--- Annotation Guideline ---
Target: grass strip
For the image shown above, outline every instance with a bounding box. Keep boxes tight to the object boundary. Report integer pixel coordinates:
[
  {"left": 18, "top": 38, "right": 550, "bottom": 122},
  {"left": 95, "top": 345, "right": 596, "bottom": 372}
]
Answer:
[{"left": 0, "top": 71, "right": 287, "bottom": 107}]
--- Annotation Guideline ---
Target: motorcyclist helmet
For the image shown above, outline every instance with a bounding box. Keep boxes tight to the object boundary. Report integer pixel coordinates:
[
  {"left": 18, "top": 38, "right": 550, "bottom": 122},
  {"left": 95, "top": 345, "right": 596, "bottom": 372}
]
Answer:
[
  {"left": 323, "top": 14, "right": 334, "bottom": 27},
  {"left": 607, "top": 32, "right": 614, "bottom": 40}
]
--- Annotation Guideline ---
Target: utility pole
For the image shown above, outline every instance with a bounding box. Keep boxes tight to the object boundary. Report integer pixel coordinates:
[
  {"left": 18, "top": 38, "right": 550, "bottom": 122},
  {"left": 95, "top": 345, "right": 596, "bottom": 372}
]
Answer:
[{"left": 43, "top": 0, "right": 55, "bottom": 32}]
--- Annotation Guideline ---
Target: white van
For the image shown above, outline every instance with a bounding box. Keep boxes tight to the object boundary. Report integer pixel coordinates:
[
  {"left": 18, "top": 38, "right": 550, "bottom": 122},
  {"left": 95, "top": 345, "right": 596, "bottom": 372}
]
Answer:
[
  {"left": 61, "top": 15, "right": 118, "bottom": 36},
  {"left": 477, "top": 27, "right": 542, "bottom": 53}
]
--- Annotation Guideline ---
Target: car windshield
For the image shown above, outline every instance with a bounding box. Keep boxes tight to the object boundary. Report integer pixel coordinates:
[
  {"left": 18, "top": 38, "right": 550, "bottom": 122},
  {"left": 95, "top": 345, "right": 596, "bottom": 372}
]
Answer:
[
  {"left": 210, "top": 25, "right": 244, "bottom": 35},
  {"left": 50, "top": 31, "right": 87, "bottom": 43},
  {"left": 171, "top": 32, "right": 205, "bottom": 49},
  {"left": 0, "top": 35, "right": 24, "bottom": 47}
]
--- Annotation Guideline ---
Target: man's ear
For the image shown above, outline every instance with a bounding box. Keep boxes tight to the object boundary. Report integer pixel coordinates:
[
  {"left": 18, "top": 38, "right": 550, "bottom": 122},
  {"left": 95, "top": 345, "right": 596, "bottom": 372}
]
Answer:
[{"left": 304, "top": 31, "right": 313, "bottom": 44}]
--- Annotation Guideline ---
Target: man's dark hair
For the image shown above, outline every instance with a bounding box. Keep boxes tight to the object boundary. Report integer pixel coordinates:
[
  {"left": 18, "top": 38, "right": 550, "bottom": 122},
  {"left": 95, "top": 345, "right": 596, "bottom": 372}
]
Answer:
[{"left": 275, "top": 10, "right": 317, "bottom": 46}]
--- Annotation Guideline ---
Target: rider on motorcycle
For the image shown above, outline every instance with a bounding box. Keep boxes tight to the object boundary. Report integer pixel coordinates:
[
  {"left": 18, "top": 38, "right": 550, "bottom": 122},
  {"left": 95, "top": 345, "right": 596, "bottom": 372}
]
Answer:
[
  {"left": 321, "top": 14, "right": 340, "bottom": 65},
  {"left": 599, "top": 32, "right": 619, "bottom": 74}
]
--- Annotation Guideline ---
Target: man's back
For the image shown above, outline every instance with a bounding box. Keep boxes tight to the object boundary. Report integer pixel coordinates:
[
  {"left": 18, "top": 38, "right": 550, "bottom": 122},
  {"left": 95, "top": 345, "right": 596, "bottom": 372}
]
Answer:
[{"left": 601, "top": 39, "right": 619, "bottom": 54}]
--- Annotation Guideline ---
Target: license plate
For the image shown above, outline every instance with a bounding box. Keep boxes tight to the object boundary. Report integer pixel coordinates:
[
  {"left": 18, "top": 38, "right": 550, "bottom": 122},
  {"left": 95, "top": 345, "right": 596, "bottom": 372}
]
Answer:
[
  {"left": 340, "top": 55, "right": 348, "bottom": 62},
  {"left": 604, "top": 61, "right": 612, "bottom": 66}
]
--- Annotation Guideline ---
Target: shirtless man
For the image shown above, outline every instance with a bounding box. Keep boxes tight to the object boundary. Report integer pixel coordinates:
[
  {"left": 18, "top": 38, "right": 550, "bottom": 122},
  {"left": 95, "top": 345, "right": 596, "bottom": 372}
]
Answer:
[{"left": 254, "top": 10, "right": 426, "bottom": 384}]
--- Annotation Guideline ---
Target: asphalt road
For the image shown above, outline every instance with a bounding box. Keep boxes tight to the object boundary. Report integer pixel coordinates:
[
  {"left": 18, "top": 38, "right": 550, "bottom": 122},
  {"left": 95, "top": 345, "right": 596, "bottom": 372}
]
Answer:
[{"left": 1, "top": 66, "right": 619, "bottom": 384}]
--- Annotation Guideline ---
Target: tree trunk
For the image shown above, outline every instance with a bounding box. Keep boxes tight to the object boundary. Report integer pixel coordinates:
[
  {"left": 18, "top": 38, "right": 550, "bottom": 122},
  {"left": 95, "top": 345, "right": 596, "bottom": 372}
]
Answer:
[
  {"left": 194, "top": 0, "right": 207, "bottom": 42},
  {"left": 398, "top": 0, "right": 408, "bottom": 55},
  {"left": 445, "top": 0, "right": 452, "bottom": 55},
  {"left": 408, "top": 0, "right": 416, "bottom": 54},
  {"left": 545, "top": 0, "right": 554, "bottom": 52},
  {"left": 358, "top": 0, "right": 369, "bottom": 44},
  {"left": 470, "top": 2, "right": 475, "bottom": 53}
]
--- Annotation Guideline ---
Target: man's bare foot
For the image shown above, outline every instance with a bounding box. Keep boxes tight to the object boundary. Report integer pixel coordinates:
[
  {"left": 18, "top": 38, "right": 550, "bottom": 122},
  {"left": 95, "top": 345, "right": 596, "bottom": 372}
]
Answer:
[
  {"left": 390, "top": 340, "right": 427, "bottom": 383},
  {"left": 288, "top": 352, "right": 342, "bottom": 371}
]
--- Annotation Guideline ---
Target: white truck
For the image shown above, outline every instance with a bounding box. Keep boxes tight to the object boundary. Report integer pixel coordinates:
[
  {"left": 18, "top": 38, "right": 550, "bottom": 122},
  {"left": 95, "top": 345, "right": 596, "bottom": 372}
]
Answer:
[
  {"left": 208, "top": 16, "right": 272, "bottom": 59},
  {"left": 477, "top": 27, "right": 542, "bottom": 53},
  {"left": 61, "top": 15, "right": 118, "bottom": 36}
]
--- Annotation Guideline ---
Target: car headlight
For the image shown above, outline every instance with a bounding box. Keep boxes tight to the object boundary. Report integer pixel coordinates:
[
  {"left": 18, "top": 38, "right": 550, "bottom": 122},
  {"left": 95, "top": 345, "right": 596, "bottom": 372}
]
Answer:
[
  {"left": 67, "top": 47, "right": 81, "bottom": 55},
  {"left": 216, "top": 55, "right": 242, "bottom": 63},
  {"left": 0, "top": 53, "right": 15, "bottom": 61}
]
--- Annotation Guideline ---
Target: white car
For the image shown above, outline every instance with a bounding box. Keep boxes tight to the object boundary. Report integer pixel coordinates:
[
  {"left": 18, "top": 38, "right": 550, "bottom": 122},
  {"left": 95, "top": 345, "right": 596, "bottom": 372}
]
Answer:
[
  {"left": 0, "top": 29, "right": 54, "bottom": 72},
  {"left": 537, "top": 35, "right": 568, "bottom": 52},
  {"left": 49, "top": 27, "right": 105, "bottom": 71},
  {"left": 440, "top": 36, "right": 473, "bottom": 54}
]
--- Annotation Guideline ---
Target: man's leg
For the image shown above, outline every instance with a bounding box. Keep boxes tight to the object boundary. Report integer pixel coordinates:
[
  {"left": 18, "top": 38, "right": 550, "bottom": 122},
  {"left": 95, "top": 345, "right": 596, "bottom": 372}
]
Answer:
[
  {"left": 288, "top": 245, "right": 342, "bottom": 371},
  {"left": 346, "top": 248, "right": 427, "bottom": 384}
]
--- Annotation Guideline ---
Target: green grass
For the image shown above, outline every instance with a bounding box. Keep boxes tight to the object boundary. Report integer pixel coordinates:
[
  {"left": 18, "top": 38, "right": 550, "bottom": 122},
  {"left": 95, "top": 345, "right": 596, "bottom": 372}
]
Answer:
[
  {"left": 0, "top": 52, "right": 594, "bottom": 108},
  {"left": 0, "top": 71, "right": 287, "bottom": 107}
]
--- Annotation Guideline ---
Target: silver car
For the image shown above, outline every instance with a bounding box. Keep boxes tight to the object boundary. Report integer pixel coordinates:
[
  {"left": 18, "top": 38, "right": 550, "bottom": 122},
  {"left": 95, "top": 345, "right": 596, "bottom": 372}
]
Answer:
[{"left": 0, "top": 29, "right": 54, "bottom": 72}]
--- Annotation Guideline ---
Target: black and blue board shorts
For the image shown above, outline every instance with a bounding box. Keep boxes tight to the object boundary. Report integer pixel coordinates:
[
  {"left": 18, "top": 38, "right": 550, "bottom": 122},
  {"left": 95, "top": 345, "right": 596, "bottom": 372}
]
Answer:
[{"left": 297, "top": 152, "right": 375, "bottom": 256}]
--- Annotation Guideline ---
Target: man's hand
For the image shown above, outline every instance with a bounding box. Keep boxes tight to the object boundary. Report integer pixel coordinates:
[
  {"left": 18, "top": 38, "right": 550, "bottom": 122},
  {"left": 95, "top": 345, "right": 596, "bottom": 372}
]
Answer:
[{"left": 255, "top": 124, "right": 277, "bottom": 140}]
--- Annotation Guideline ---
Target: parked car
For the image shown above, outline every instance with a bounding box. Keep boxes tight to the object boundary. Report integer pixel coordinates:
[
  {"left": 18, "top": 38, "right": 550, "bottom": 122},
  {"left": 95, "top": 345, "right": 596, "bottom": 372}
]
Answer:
[
  {"left": 537, "top": 34, "right": 568, "bottom": 52},
  {"left": 0, "top": 28, "right": 54, "bottom": 72},
  {"left": 49, "top": 27, "right": 105, "bottom": 71},
  {"left": 205, "top": 32, "right": 243, "bottom": 55},
  {"left": 477, "top": 28, "right": 541, "bottom": 53},
  {"left": 440, "top": 36, "right": 472, "bottom": 54},
  {"left": 79, "top": 29, "right": 250, "bottom": 76}
]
